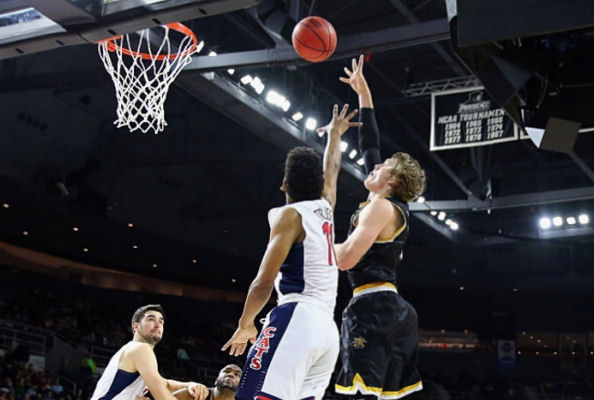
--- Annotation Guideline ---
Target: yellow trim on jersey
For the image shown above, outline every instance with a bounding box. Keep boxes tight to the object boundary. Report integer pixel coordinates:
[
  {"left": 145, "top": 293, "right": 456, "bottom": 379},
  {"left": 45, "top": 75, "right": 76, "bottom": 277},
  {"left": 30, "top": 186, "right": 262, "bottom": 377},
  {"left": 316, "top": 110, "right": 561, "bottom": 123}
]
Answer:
[
  {"left": 383, "top": 381, "right": 423, "bottom": 399},
  {"left": 353, "top": 281, "right": 397, "bottom": 295},
  {"left": 375, "top": 203, "right": 407, "bottom": 243},
  {"left": 335, "top": 373, "right": 423, "bottom": 399}
]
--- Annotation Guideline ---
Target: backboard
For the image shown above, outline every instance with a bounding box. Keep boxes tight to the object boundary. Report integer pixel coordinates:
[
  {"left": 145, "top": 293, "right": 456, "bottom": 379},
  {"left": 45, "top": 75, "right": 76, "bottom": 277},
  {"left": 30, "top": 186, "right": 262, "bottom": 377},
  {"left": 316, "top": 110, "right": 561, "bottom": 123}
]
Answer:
[{"left": 0, "top": 0, "right": 261, "bottom": 60}]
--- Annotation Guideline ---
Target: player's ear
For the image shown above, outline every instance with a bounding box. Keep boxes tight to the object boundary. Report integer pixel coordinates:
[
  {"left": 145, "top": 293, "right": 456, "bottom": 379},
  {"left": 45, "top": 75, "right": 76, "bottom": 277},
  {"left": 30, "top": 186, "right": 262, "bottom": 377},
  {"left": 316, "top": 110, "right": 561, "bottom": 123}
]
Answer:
[
  {"left": 131, "top": 322, "right": 139, "bottom": 333},
  {"left": 280, "top": 179, "right": 287, "bottom": 192},
  {"left": 389, "top": 176, "right": 399, "bottom": 188}
]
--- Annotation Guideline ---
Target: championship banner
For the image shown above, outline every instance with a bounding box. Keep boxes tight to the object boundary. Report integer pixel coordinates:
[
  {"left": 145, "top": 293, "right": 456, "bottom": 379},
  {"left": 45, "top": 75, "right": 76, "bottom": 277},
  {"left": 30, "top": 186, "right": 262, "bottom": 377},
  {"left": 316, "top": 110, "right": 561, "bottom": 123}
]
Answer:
[{"left": 430, "top": 87, "right": 518, "bottom": 151}]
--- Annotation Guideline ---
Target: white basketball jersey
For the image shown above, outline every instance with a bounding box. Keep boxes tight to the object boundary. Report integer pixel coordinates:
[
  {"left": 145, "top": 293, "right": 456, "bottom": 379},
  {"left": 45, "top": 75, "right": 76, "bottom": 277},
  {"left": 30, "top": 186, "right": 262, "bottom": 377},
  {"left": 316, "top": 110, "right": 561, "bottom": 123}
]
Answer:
[
  {"left": 269, "top": 198, "right": 338, "bottom": 313},
  {"left": 90, "top": 342, "right": 146, "bottom": 400}
]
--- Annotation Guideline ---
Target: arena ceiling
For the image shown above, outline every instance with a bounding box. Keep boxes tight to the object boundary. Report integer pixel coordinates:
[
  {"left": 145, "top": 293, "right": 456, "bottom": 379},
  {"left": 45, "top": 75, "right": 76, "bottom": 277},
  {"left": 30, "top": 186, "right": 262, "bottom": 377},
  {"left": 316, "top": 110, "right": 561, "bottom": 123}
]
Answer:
[{"left": 1, "top": 0, "right": 594, "bottom": 332}]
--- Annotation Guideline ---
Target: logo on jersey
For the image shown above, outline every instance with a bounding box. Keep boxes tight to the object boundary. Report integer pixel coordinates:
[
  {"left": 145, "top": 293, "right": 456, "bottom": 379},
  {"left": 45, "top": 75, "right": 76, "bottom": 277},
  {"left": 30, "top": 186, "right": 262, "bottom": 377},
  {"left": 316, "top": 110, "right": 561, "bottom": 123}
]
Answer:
[
  {"left": 353, "top": 336, "right": 367, "bottom": 349},
  {"left": 249, "top": 327, "right": 277, "bottom": 370}
]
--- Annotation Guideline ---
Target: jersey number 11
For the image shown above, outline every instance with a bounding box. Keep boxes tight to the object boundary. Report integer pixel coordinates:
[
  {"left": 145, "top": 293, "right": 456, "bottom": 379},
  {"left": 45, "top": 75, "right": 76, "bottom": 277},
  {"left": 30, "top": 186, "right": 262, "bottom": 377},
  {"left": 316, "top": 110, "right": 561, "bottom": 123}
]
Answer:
[{"left": 322, "top": 222, "right": 337, "bottom": 266}]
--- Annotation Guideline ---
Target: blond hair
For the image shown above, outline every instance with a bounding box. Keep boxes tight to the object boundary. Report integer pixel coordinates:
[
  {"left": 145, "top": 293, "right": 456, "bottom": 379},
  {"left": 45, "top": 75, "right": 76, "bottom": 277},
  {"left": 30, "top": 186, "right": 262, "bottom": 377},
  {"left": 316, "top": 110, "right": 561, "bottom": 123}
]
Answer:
[{"left": 388, "top": 152, "right": 426, "bottom": 202}]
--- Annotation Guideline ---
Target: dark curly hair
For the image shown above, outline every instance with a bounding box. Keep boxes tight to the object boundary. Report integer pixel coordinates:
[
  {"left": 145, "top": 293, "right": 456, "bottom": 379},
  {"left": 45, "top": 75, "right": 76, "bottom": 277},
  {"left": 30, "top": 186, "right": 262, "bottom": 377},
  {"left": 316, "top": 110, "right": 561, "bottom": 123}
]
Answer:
[{"left": 284, "top": 147, "right": 324, "bottom": 202}]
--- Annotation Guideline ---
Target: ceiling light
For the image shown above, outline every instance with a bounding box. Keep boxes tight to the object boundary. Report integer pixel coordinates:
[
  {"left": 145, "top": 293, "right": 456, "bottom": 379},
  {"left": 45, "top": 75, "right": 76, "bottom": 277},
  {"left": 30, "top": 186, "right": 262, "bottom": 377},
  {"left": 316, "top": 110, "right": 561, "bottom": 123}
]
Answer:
[
  {"left": 356, "top": 158, "right": 364, "bottom": 166},
  {"left": 22, "top": 231, "right": 29, "bottom": 236},
  {"left": 82, "top": 248, "right": 89, "bottom": 252},
  {"left": 578, "top": 214, "right": 589, "bottom": 224},
  {"left": 317, "top": 129, "right": 325, "bottom": 138},
  {"left": 227, "top": 68, "right": 235, "bottom": 75},
  {"left": 250, "top": 77, "right": 265, "bottom": 94},
  {"left": 208, "top": 50, "right": 217, "bottom": 56},
  {"left": 231, "top": 278, "right": 237, "bottom": 283},
  {"left": 192, "top": 259, "right": 197, "bottom": 264},
  {"left": 430, "top": 211, "right": 437, "bottom": 216},
  {"left": 72, "top": 227, "right": 79, "bottom": 232},
  {"left": 417, "top": 196, "right": 425, "bottom": 203},
  {"left": 1, "top": 203, "right": 9, "bottom": 208},
  {"left": 459, "top": 286, "right": 464, "bottom": 291},
  {"left": 552, "top": 216, "right": 563, "bottom": 227},
  {"left": 437, "top": 211, "right": 446, "bottom": 221},
  {"left": 132, "top": 245, "right": 138, "bottom": 249},
  {"left": 152, "top": 263, "right": 158, "bottom": 268},
  {"left": 349, "top": 149, "right": 358, "bottom": 159},
  {"left": 539, "top": 217, "right": 551, "bottom": 229},
  {"left": 450, "top": 222, "right": 459, "bottom": 230},
  {"left": 291, "top": 112, "right": 303, "bottom": 121},
  {"left": 240, "top": 74, "right": 253, "bottom": 85},
  {"left": 265, "top": 90, "right": 280, "bottom": 104},
  {"left": 127, "top": 222, "right": 134, "bottom": 228},
  {"left": 340, "top": 141, "right": 348, "bottom": 152},
  {"left": 305, "top": 118, "right": 317, "bottom": 131},
  {"left": 265, "top": 90, "right": 290, "bottom": 111},
  {"left": 445, "top": 219, "right": 452, "bottom": 226}
]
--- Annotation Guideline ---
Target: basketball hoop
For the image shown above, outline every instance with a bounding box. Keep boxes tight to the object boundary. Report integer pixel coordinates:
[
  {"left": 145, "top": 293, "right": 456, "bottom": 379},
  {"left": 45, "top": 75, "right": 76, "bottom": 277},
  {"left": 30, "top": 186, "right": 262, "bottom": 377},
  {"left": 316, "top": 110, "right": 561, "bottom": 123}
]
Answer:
[{"left": 97, "top": 23, "right": 203, "bottom": 134}]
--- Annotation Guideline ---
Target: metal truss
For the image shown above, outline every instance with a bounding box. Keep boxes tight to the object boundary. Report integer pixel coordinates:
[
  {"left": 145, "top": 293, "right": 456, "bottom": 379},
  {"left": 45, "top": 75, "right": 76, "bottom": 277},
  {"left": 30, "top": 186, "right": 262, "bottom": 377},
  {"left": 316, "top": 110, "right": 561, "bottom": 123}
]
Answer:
[
  {"left": 402, "top": 75, "right": 480, "bottom": 97},
  {"left": 409, "top": 186, "right": 594, "bottom": 213}
]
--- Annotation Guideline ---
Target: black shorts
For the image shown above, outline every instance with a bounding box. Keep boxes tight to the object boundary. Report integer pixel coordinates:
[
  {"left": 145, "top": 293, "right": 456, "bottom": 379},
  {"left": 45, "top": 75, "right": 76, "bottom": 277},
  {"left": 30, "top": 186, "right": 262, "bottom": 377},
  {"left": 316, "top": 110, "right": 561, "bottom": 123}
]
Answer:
[{"left": 335, "top": 290, "right": 422, "bottom": 399}]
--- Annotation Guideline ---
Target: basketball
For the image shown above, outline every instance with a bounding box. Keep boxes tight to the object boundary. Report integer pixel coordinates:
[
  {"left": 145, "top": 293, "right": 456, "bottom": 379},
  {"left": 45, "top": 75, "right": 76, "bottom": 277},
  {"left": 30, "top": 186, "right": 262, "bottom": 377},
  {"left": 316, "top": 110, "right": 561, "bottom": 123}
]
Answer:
[{"left": 292, "top": 16, "right": 337, "bottom": 62}]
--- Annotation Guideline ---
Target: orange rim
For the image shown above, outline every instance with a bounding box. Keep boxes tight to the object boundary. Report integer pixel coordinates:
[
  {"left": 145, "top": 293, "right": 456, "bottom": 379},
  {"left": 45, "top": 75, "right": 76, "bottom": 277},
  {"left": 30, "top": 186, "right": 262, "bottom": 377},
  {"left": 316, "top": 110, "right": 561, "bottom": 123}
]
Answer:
[{"left": 97, "top": 22, "right": 198, "bottom": 61}]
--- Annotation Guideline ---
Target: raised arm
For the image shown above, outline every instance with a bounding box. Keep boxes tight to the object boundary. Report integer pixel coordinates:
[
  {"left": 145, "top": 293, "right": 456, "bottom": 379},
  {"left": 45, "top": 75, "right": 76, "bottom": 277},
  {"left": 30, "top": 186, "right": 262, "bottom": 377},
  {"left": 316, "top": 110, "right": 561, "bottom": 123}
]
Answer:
[
  {"left": 318, "top": 104, "right": 362, "bottom": 209},
  {"left": 340, "top": 55, "right": 381, "bottom": 174},
  {"left": 221, "top": 207, "right": 303, "bottom": 356}
]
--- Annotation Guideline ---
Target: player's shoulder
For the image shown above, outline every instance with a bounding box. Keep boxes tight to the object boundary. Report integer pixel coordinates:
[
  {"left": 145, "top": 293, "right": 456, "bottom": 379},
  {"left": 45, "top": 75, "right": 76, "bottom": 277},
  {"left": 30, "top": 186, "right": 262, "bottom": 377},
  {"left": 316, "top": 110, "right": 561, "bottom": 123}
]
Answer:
[
  {"left": 365, "top": 197, "right": 397, "bottom": 214},
  {"left": 123, "top": 341, "right": 153, "bottom": 359},
  {"left": 272, "top": 206, "right": 301, "bottom": 225}
]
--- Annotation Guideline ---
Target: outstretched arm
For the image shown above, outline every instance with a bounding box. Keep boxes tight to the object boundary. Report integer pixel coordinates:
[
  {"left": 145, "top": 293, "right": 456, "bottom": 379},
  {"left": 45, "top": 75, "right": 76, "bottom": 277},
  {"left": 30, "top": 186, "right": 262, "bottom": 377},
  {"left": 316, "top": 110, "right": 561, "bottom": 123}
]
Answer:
[
  {"left": 222, "top": 207, "right": 303, "bottom": 356},
  {"left": 340, "top": 55, "right": 381, "bottom": 174},
  {"left": 165, "top": 380, "right": 208, "bottom": 400},
  {"left": 129, "top": 344, "right": 209, "bottom": 400},
  {"left": 319, "top": 104, "right": 362, "bottom": 209}
]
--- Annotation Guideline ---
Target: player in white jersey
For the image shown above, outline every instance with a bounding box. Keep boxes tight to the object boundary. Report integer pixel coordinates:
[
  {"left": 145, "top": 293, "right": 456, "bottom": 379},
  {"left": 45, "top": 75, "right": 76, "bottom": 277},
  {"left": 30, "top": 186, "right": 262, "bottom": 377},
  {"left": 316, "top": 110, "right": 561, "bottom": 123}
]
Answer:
[
  {"left": 222, "top": 104, "right": 362, "bottom": 400},
  {"left": 90, "top": 305, "right": 209, "bottom": 400}
]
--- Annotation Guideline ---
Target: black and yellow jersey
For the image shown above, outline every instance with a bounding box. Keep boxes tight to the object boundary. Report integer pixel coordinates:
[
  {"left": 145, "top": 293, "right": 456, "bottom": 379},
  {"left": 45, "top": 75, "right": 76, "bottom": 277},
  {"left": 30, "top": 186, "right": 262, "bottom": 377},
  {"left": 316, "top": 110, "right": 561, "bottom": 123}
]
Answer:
[{"left": 346, "top": 197, "right": 409, "bottom": 291}]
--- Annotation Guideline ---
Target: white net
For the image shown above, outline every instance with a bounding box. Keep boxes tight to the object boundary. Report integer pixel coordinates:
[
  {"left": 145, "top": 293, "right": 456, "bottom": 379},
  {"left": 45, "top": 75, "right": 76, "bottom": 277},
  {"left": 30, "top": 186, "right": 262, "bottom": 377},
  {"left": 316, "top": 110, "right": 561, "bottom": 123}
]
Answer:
[{"left": 97, "top": 24, "right": 203, "bottom": 134}]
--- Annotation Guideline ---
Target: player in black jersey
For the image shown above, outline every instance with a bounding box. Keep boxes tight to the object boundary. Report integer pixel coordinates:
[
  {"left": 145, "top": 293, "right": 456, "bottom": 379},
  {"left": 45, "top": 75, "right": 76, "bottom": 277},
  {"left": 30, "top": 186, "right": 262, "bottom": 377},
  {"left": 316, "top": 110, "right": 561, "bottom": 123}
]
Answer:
[
  {"left": 334, "top": 56, "right": 426, "bottom": 400},
  {"left": 208, "top": 364, "right": 242, "bottom": 400}
]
